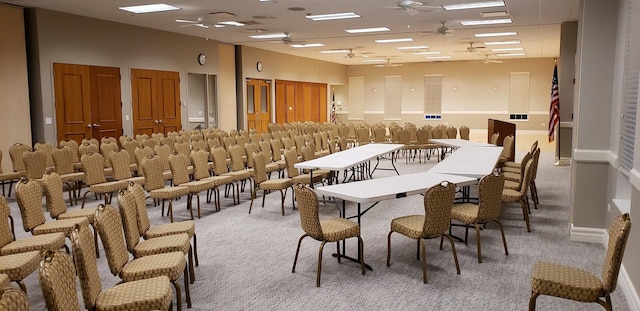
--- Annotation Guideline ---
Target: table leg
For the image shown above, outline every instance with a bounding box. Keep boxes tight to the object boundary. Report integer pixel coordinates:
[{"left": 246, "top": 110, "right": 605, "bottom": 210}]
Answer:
[{"left": 332, "top": 201, "right": 373, "bottom": 270}]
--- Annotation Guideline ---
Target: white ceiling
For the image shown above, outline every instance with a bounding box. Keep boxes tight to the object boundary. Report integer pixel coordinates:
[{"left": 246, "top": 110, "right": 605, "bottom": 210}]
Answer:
[{"left": 6, "top": 0, "right": 580, "bottom": 65}]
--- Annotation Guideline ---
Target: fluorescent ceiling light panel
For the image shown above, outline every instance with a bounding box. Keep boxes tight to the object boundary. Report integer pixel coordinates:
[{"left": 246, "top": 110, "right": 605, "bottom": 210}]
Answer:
[
  {"left": 375, "top": 38, "right": 414, "bottom": 43},
  {"left": 426, "top": 56, "right": 452, "bottom": 59},
  {"left": 480, "top": 11, "right": 508, "bottom": 17},
  {"left": 414, "top": 51, "right": 441, "bottom": 55},
  {"left": 361, "top": 59, "right": 386, "bottom": 63},
  {"left": 345, "top": 27, "right": 390, "bottom": 34},
  {"left": 483, "top": 40, "right": 521, "bottom": 45},
  {"left": 119, "top": 3, "right": 180, "bottom": 13},
  {"left": 305, "top": 12, "right": 360, "bottom": 21},
  {"left": 474, "top": 31, "right": 517, "bottom": 37},
  {"left": 290, "top": 43, "right": 325, "bottom": 48},
  {"left": 491, "top": 47, "right": 523, "bottom": 52},
  {"left": 397, "top": 45, "right": 429, "bottom": 50},
  {"left": 218, "top": 21, "right": 245, "bottom": 26},
  {"left": 443, "top": 1, "right": 505, "bottom": 10},
  {"left": 496, "top": 53, "right": 526, "bottom": 57},
  {"left": 249, "top": 33, "right": 288, "bottom": 39},
  {"left": 460, "top": 18, "right": 512, "bottom": 26},
  {"left": 320, "top": 50, "right": 350, "bottom": 54}
]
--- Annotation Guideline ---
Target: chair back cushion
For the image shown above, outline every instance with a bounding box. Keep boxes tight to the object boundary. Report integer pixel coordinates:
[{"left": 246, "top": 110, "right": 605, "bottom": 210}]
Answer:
[
  {"left": 174, "top": 141, "right": 191, "bottom": 158},
  {"left": 153, "top": 143, "right": 172, "bottom": 171},
  {"left": 252, "top": 152, "right": 268, "bottom": 184},
  {"left": 23, "top": 149, "right": 47, "bottom": 179},
  {"left": 52, "top": 146, "right": 76, "bottom": 175},
  {"left": 0, "top": 196, "right": 14, "bottom": 246},
  {"left": 38, "top": 250, "right": 82, "bottom": 311},
  {"left": 190, "top": 149, "right": 211, "bottom": 181},
  {"left": 121, "top": 138, "right": 141, "bottom": 165},
  {"left": 476, "top": 172, "right": 506, "bottom": 221},
  {"left": 244, "top": 143, "right": 258, "bottom": 168},
  {"left": 81, "top": 152, "right": 107, "bottom": 186},
  {"left": 422, "top": 181, "right": 456, "bottom": 237},
  {"left": 211, "top": 146, "right": 230, "bottom": 175},
  {"left": 94, "top": 204, "right": 129, "bottom": 275},
  {"left": 9, "top": 143, "right": 30, "bottom": 172},
  {"left": 293, "top": 184, "right": 323, "bottom": 239},
  {"left": 70, "top": 224, "right": 102, "bottom": 309},
  {"left": 284, "top": 148, "right": 299, "bottom": 178},
  {"left": 141, "top": 156, "right": 165, "bottom": 191},
  {"left": 134, "top": 146, "right": 154, "bottom": 176},
  {"left": 228, "top": 144, "right": 245, "bottom": 172},
  {"left": 501, "top": 135, "right": 514, "bottom": 158},
  {"left": 128, "top": 182, "right": 151, "bottom": 234},
  {"left": 117, "top": 189, "right": 142, "bottom": 252},
  {"left": 16, "top": 178, "right": 46, "bottom": 231},
  {"left": 59, "top": 139, "right": 80, "bottom": 163},
  {"left": 34, "top": 142, "right": 55, "bottom": 167},
  {"left": 109, "top": 148, "right": 133, "bottom": 180},
  {"left": 602, "top": 213, "right": 631, "bottom": 293},
  {"left": 42, "top": 171, "right": 68, "bottom": 219},
  {"left": 168, "top": 152, "right": 191, "bottom": 186},
  {"left": 78, "top": 142, "right": 99, "bottom": 158},
  {"left": 100, "top": 141, "right": 118, "bottom": 168}
]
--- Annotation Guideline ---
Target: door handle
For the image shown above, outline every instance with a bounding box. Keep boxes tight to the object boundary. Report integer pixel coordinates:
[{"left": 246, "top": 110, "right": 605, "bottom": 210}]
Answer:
[
  {"left": 92, "top": 124, "right": 101, "bottom": 128},
  {"left": 154, "top": 120, "right": 161, "bottom": 124},
  {"left": 159, "top": 120, "right": 165, "bottom": 124},
  {"left": 87, "top": 124, "right": 93, "bottom": 128}
]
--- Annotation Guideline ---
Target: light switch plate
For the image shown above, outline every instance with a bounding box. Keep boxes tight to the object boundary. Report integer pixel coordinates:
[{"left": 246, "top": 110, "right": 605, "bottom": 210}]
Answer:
[{"left": 45, "top": 117, "right": 52, "bottom": 124}]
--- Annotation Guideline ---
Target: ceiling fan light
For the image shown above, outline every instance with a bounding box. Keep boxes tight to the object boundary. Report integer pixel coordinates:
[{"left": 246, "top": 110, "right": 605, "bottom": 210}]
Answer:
[
  {"left": 414, "top": 51, "right": 441, "bottom": 55},
  {"left": 290, "top": 43, "right": 325, "bottom": 48},
  {"left": 496, "top": 53, "right": 526, "bottom": 57},
  {"left": 483, "top": 40, "right": 521, "bottom": 45},
  {"left": 361, "top": 59, "right": 386, "bottom": 63},
  {"left": 426, "top": 56, "right": 452, "bottom": 59},
  {"left": 320, "top": 50, "right": 350, "bottom": 54}
]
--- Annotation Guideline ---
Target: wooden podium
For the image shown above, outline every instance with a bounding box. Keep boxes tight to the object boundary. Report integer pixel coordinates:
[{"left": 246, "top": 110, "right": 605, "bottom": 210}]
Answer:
[{"left": 487, "top": 119, "right": 516, "bottom": 162}]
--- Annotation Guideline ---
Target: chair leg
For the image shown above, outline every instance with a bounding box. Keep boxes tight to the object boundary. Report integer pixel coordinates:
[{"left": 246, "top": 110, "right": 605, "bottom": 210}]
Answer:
[
  {"left": 358, "top": 236, "right": 365, "bottom": 275},
  {"left": 16, "top": 280, "right": 26, "bottom": 294},
  {"left": 419, "top": 238, "right": 427, "bottom": 283},
  {"left": 443, "top": 234, "right": 461, "bottom": 275},
  {"left": 335, "top": 240, "right": 341, "bottom": 262},
  {"left": 91, "top": 224, "right": 100, "bottom": 259},
  {"left": 528, "top": 292, "right": 539, "bottom": 311},
  {"left": 249, "top": 187, "right": 257, "bottom": 214},
  {"left": 168, "top": 200, "right": 174, "bottom": 223},
  {"left": 195, "top": 193, "right": 201, "bottom": 220},
  {"left": 493, "top": 219, "right": 509, "bottom": 256},
  {"left": 171, "top": 280, "right": 183, "bottom": 311},
  {"left": 292, "top": 234, "right": 308, "bottom": 273},
  {"left": 193, "top": 234, "right": 199, "bottom": 266},
  {"left": 183, "top": 267, "right": 192, "bottom": 308},
  {"left": 521, "top": 199, "right": 531, "bottom": 232},
  {"left": 188, "top": 246, "right": 195, "bottom": 284},
  {"left": 474, "top": 223, "right": 482, "bottom": 263},
  {"left": 317, "top": 241, "right": 327, "bottom": 287},
  {"left": 279, "top": 189, "right": 286, "bottom": 216}
]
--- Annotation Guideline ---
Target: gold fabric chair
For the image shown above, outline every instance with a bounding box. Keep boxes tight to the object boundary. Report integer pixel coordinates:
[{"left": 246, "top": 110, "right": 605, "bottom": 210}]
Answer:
[
  {"left": 118, "top": 189, "right": 195, "bottom": 284},
  {"left": 459, "top": 125, "right": 470, "bottom": 140},
  {"left": 80, "top": 152, "right": 129, "bottom": 208},
  {"left": 51, "top": 146, "right": 85, "bottom": 205},
  {"left": 42, "top": 171, "right": 100, "bottom": 257},
  {"left": 0, "top": 149, "right": 23, "bottom": 198},
  {"left": 69, "top": 224, "right": 174, "bottom": 311},
  {"left": 249, "top": 152, "right": 294, "bottom": 216},
  {"left": 0, "top": 250, "right": 40, "bottom": 293},
  {"left": 292, "top": 184, "right": 365, "bottom": 287},
  {"left": 490, "top": 132, "right": 500, "bottom": 145},
  {"left": 108, "top": 148, "right": 145, "bottom": 185},
  {"left": 21, "top": 149, "right": 47, "bottom": 181},
  {"left": 501, "top": 158, "right": 534, "bottom": 232},
  {"left": 504, "top": 141, "right": 538, "bottom": 170},
  {"left": 153, "top": 143, "right": 174, "bottom": 181},
  {"left": 0, "top": 281, "right": 30, "bottom": 310},
  {"left": 189, "top": 149, "right": 234, "bottom": 212},
  {"left": 283, "top": 148, "right": 323, "bottom": 186},
  {"left": 99, "top": 140, "right": 118, "bottom": 177},
  {"left": 120, "top": 137, "right": 141, "bottom": 174},
  {"left": 8, "top": 143, "right": 30, "bottom": 178},
  {"left": 397, "top": 128, "right": 420, "bottom": 163},
  {"left": 33, "top": 141, "right": 55, "bottom": 170},
  {"left": 505, "top": 148, "right": 541, "bottom": 209},
  {"left": 498, "top": 134, "right": 515, "bottom": 167},
  {"left": 529, "top": 213, "right": 631, "bottom": 311},
  {"left": 133, "top": 145, "right": 154, "bottom": 177},
  {"left": 78, "top": 142, "right": 99, "bottom": 159},
  {"left": 94, "top": 204, "right": 191, "bottom": 311},
  {"left": 141, "top": 155, "right": 190, "bottom": 223},
  {"left": 169, "top": 152, "right": 216, "bottom": 219},
  {"left": 0, "top": 195, "right": 66, "bottom": 257},
  {"left": 386, "top": 181, "right": 460, "bottom": 283},
  {"left": 451, "top": 172, "right": 508, "bottom": 263}
]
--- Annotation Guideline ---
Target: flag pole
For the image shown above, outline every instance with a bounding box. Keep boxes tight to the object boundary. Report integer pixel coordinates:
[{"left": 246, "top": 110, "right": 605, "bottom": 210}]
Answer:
[{"left": 553, "top": 58, "right": 567, "bottom": 166}]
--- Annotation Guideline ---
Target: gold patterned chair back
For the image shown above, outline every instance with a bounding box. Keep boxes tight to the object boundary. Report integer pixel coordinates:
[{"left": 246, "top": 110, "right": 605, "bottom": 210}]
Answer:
[
  {"left": 78, "top": 142, "right": 99, "bottom": 158},
  {"left": 151, "top": 133, "right": 164, "bottom": 144},
  {"left": 190, "top": 149, "right": 211, "bottom": 181},
  {"left": 82, "top": 138, "right": 99, "bottom": 147},
  {"left": 500, "top": 135, "right": 514, "bottom": 158},
  {"left": 270, "top": 138, "right": 283, "bottom": 161},
  {"left": 38, "top": 250, "right": 82, "bottom": 311},
  {"left": 134, "top": 146, "right": 154, "bottom": 176},
  {"left": 168, "top": 152, "right": 190, "bottom": 186},
  {"left": 602, "top": 213, "right": 631, "bottom": 293},
  {"left": 121, "top": 138, "right": 140, "bottom": 165},
  {"left": 0, "top": 196, "right": 15, "bottom": 246},
  {"left": 59, "top": 139, "right": 80, "bottom": 162},
  {"left": 81, "top": 152, "right": 107, "bottom": 186},
  {"left": 52, "top": 146, "right": 75, "bottom": 175},
  {"left": 117, "top": 189, "right": 143, "bottom": 253},
  {"left": 34, "top": 142, "right": 55, "bottom": 167},
  {"left": 99, "top": 141, "right": 118, "bottom": 168},
  {"left": 422, "top": 181, "right": 456, "bottom": 237},
  {"left": 160, "top": 136, "right": 175, "bottom": 151},
  {"left": 0, "top": 283, "right": 30, "bottom": 310},
  {"left": 490, "top": 132, "right": 500, "bottom": 144},
  {"left": 228, "top": 144, "right": 246, "bottom": 172},
  {"left": 293, "top": 184, "right": 323, "bottom": 239},
  {"left": 128, "top": 182, "right": 151, "bottom": 234},
  {"left": 459, "top": 125, "right": 470, "bottom": 140},
  {"left": 174, "top": 141, "right": 191, "bottom": 158},
  {"left": 42, "top": 171, "right": 67, "bottom": 219},
  {"left": 141, "top": 156, "right": 165, "bottom": 192},
  {"left": 70, "top": 224, "right": 102, "bottom": 309},
  {"left": 15, "top": 178, "right": 46, "bottom": 233},
  {"left": 397, "top": 128, "right": 410, "bottom": 145},
  {"left": 101, "top": 136, "right": 118, "bottom": 146},
  {"left": 140, "top": 137, "right": 157, "bottom": 150},
  {"left": 9, "top": 143, "right": 30, "bottom": 173},
  {"left": 416, "top": 127, "right": 430, "bottom": 144},
  {"left": 191, "top": 139, "right": 207, "bottom": 152},
  {"left": 153, "top": 143, "right": 172, "bottom": 172},
  {"left": 446, "top": 126, "right": 457, "bottom": 139},
  {"left": 476, "top": 172, "right": 506, "bottom": 222},
  {"left": 109, "top": 149, "right": 133, "bottom": 181},
  {"left": 210, "top": 146, "right": 230, "bottom": 176},
  {"left": 22, "top": 149, "right": 47, "bottom": 180},
  {"left": 252, "top": 152, "right": 268, "bottom": 185},
  {"left": 93, "top": 204, "right": 129, "bottom": 275},
  {"left": 284, "top": 148, "right": 300, "bottom": 178},
  {"left": 244, "top": 143, "right": 259, "bottom": 169}
]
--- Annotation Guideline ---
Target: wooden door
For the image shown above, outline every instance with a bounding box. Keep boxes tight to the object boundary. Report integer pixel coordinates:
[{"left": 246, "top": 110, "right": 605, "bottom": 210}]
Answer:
[
  {"left": 54, "top": 63, "right": 122, "bottom": 144},
  {"left": 131, "top": 69, "right": 181, "bottom": 135},
  {"left": 54, "top": 63, "right": 92, "bottom": 143},
  {"left": 246, "top": 79, "right": 270, "bottom": 134},
  {"left": 89, "top": 66, "right": 122, "bottom": 141}
]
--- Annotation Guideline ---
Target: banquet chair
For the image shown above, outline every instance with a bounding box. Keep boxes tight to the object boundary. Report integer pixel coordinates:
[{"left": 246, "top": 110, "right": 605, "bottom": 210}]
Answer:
[
  {"left": 99, "top": 140, "right": 118, "bottom": 177},
  {"left": 446, "top": 126, "right": 457, "bottom": 140},
  {"left": 94, "top": 204, "right": 191, "bottom": 310},
  {"left": 227, "top": 143, "right": 254, "bottom": 194},
  {"left": 504, "top": 141, "right": 539, "bottom": 170},
  {"left": 169, "top": 152, "right": 217, "bottom": 219},
  {"left": 68, "top": 224, "right": 174, "bottom": 311},
  {"left": 490, "top": 132, "right": 500, "bottom": 144},
  {"left": 189, "top": 149, "right": 234, "bottom": 212},
  {"left": 51, "top": 146, "right": 85, "bottom": 205},
  {"left": 8, "top": 143, "right": 30, "bottom": 179},
  {"left": 78, "top": 142, "right": 99, "bottom": 158},
  {"left": 134, "top": 146, "right": 155, "bottom": 177},
  {"left": 58, "top": 139, "right": 80, "bottom": 168},
  {"left": 0, "top": 249, "right": 40, "bottom": 294},
  {"left": 140, "top": 137, "right": 157, "bottom": 149},
  {"left": 0, "top": 150, "right": 23, "bottom": 198},
  {"left": 109, "top": 148, "right": 146, "bottom": 185},
  {"left": 301, "top": 143, "right": 332, "bottom": 183},
  {"left": 100, "top": 136, "right": 118, "bottom": 146},
  {"left": 284, "top": 148, "right": 323, "bottom": 186},
  {"left": 372, "top": 126, "right": 387, "bottom": 143},
  {"left": 249, "top": 151, "right": 294, "bottom": 216},
  {"left": 141, "top": 155, "right": 190, "bottom": 223},
  {"left": 22, "top": 149, "right": 47, "bottom": 181},
  {"left": 504, "top": 148, "right": 540, "bottom": 209},
  {"left": 118, "top": 189, "right": 195, "bottom": 284},
  {"left": 528, "top": 213, "right": 631, "bottom": 311},
  {"left": 154, "top": 143, "right": 174, "bottom": 181},
  {"left": 459, "top": 125, "right": 470, "bottom": 140},
  {"left": 501, "top": 158, "right": 534, "bottom": 232},
  {"left": 355, "top": 126, "right": 371, "bottom": 146},
  {"left": 386, "top": 181, "right": 459, "bottom": 283},
  {"left": 258, "top": 140, "right": 282, "bottom": 177},
  {"left": 498, "top": 134, "right": 515, "bottom": 167},
  {"left": 291, "top": 184, "right": 365, "bottom": 287},
  {"left": 42, "top": 170, "right": 100, "bottom": 257},
  {"left": 34, "top": 142, "right": 56, "bottom": 170},
  {"left": 451, "top": 172, "right": 508, "bottom": 263},
  {"left": 79, "top": 152, "right": 129, "bottom": 208},
  {"left": 0, "top": 280, "right": 30, "bottom": 310},
  {"left": 397, "top": 128, "right": 419, "bottom": 163},
  {"left": 120, "top": 137, "right": 141, "bottom": 174}
]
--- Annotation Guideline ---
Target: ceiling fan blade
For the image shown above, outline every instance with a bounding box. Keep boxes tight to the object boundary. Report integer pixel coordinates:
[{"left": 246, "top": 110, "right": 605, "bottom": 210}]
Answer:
[{"left": 176, "top": 19, "right": 198, "bottom": 23}]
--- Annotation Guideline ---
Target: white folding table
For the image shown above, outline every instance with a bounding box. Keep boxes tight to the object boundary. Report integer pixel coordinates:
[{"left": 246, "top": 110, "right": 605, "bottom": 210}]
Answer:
[
  {"left": 429, "top": 146, "right": 503, "bottom": 179},
  {"left": 429, "top": 138, "right": 496, "bottom": 148},
  {"left": 294, "top": 143, "right": 403, "bottom": 184}
]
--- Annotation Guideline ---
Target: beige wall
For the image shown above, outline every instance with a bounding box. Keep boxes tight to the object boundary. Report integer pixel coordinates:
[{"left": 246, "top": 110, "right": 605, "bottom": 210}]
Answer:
[
  {"left": 0, "top": 5, "right": 32, "bottom": 171},
  {"left": 217, "top": 43, "right": 237, "bottom": 131}
]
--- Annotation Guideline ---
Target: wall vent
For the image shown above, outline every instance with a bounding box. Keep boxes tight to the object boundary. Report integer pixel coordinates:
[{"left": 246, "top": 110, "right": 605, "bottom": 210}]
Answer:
[
  {"left": 424, "top": 114, "right": 442, "bottom": 120},
  {"left": 509, "top": 113, "right": 528, "bottom": 121}
]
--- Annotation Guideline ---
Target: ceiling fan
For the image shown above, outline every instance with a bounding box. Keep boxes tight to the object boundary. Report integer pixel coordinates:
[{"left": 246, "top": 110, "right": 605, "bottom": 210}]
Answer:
[
  {"left": 482, "top": 55, "right": 503, "bottom": 64},
  {"left": 176, "top": 17, "right": 214, "bottom": 29},
  {"left": 387, "top": 0, "right": 442, "bottom": 16},
  {"left": 266, "top": 32, "right": 307, "bottom": 45},
  {"left": 454, "top": 42, "right": 486, "bottom": 53},
  {"left": 374, "top": 59, "right": 404, "bottom": 68},
  {"left": 423, "top": 21, "right": 454, "bottom": 36}
]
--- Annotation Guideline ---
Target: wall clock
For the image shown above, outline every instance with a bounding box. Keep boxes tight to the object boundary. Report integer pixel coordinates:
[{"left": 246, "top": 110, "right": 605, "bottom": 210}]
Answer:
[
  {"left": 198, "top": 53, "right": 207, "bottom": 66},
  {"left": 256, "top": 61, "right": 263, "bottom": 72}
]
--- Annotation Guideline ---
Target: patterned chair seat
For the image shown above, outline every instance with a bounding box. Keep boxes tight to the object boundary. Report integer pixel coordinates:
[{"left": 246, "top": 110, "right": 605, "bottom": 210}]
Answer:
[
  {"left": 0, "top": 232, "right": 66, "bottom": 256},
  {"left": 149, "top": 186, "right": 190, "bottom": 200},
  {"left": 59, "top": 171, "right": 84, "bottom": 183},
  {"left": 0, "top": 250, "right": 39, "bottom": 286},
  {"left": 95, "top": 275, "right": 173, "bottom": 310},
  {"left": 132, "top": 233, "right": 191, "bottom": 258},
  {"left": 319, "top": 218, "right": 360, "bottom": 242},
  {"left": 31, "top": 217, "right": 89, "bottom": 236},
  {"left": 144, "top": 221, "right": 195, "bottom": 240},
  {"left": 502, "top": 166, "right": 520, "bottom": 173},
  {"left": 390, "top": 215, "right": 425, "bottom": 239},
  {"left": 180, "top": 180, "right": 215, "bottom": 193},
  {"left": 450, "top": 203, "right": 479, "bottom": 224},
  {"left": 89, "top": 179, "right": 129, "bottom": 194},
  {"left": 503, "top": 171, "right": 520, "bottom": 182},
  {"left": 531, "top": 261, "right": 604, "bottom": 302},
  {"left": 504, "top": 179, "right": 520, "bottom": 190},
  {"left": 501, "top": 188, "right": 521, "bottom": 201},
  {"left": 119, "top": 251, "right": 186, "bottom": 282}
]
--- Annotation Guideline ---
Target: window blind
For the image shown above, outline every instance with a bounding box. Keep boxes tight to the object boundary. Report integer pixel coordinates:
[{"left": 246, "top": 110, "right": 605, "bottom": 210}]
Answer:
[
  {"left": 619, "top": 0, "right": 640, "bottom": 171},
  {"left": 424, "top": 75, "right": 443, "bottom": 114},
  {"left": 385, "top": 76, "right": 402, "bottom": 119}
]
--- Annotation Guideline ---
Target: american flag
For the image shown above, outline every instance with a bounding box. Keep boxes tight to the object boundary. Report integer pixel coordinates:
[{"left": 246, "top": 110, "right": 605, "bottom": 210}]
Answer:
[
  {"left": 330, "top": 93, "right": 337, "bottom": 124},
  {"left": 548, "top": 65, "right": 560, "bottom": 142}
]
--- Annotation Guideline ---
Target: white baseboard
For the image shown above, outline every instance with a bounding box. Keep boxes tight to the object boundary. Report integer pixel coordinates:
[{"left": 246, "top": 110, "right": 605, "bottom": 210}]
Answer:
[
  {"left": 569, "top": 225, "right": 607, "bottom": 244},
  {"left": 570, "top": 225, "right": 640, "bottom": 310}
]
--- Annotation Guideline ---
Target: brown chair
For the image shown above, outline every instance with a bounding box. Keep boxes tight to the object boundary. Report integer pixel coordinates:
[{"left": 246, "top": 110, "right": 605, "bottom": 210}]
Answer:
[
  {"left": 189, "top": 149, "right": 235, "bottom": 212},
  {"left": 501, "top": 158, "right": 534, "bottom": 232},
  {"left": 8, "top": 143, "right": 30, "bottom": 178},
  {"left": 133, "top": 146, "right": 155, "bottom": 177},
  {"left": 451, "top": 172, "right": 508, "bottom": 263},
  {"left": 386, "top": 181, "right": 460, "bottom": 283},
  {"left": 22, "top": 149, "right": 47, "bottom": 181},
  {"left": 249, "top": 151, "right": 294, "bottom": 216},
  {"left": 78, "top": 142, "right": 100, "bottom": 159},
  {"left": 529, "top": 213, "right": 631, "bottom": 311},
  {"left": 154, "top": 143, "right": 174, "bottom": 181},
  {"left": 99, "top": 140, "right": 118, "bottom": 176},
  {"left": 141, "top": 155, "right": 190, "bottom": 223},
  {"left": 397, "top": 128, "right": 420, "bottom": 163},
  {"left": 169, "top": 152, "right": 216, "bottom": 219},
  {"left": 120, "top": 137, "right": 141, "bottom": 174},
  {"left": 51, "top": 146, "right": 85, "bottom": 205},
  {"left": 0, "top": 250, "right": 40, "bottom": 294},
  {"left": 504, "top": 141, "right": 539, "bottom": 170},
  {"left": 283, "top": 148, "right": 323, "bottom": 186},
  {"left": 94, "top": 204, "right": 191, "bottom": 310},
  {"left": 42, "top": 171, "right": 100, "bottom": 257},
  {"left": 490, "top": 132, "right": 500, "bottom": 145},
  {"left": 292, "top": 184, "right": 365, "bottom": 287},
  {"left": 0, "top": 281, "right": 30, "bottom": 310},
  {"left": 0, "top": 149, "right": 23, "bottom": 198},
  {"left": 69, "top": 224, "right": 174, "bottom": 311},
  {"left": 497, "top": 134, "right": 514, "bottom": 167},
  {"left": 108, "top": 148, "right": 145, "bottom": 185},
  {"left": 459, "top": 125, "right": 470, "bottom": 140},
  {"left": 80, "top": 152, "right": 129, "bottom": 208}
]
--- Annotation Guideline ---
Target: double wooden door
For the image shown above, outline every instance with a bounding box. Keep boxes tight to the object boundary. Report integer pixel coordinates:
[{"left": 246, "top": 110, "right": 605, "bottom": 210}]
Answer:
[
  {"left": 246, "top": 79, "right": 271, "bottom": 134},
  {"left": 131, "top": 69, "right": 182, "bottom": 136},
  {"left": 53, "top": 63, "right": 123, "bottom": 144},
  {"left": 275, "top": 80, "right": 327, "bottom": 124}
]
